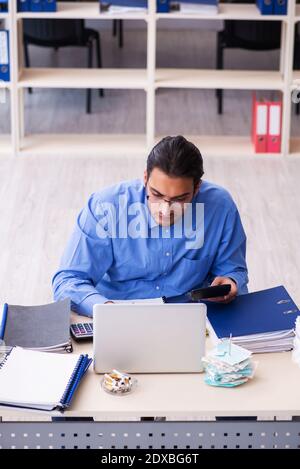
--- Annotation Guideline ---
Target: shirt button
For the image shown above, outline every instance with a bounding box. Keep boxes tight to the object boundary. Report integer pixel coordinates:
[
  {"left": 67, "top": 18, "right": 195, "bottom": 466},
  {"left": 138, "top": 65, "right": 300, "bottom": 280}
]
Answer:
[
  {"left": 156, "top": 285, "right": 160, "bottom": 290},
  {"left": 166, "top": 252, "right": 170, "bottom": 256}
]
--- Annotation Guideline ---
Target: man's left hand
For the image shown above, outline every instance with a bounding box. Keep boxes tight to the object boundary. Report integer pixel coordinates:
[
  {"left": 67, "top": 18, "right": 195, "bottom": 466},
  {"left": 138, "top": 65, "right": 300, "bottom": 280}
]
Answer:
[{"left": 207, "top": 276, "right": 238, "bottom": 303}]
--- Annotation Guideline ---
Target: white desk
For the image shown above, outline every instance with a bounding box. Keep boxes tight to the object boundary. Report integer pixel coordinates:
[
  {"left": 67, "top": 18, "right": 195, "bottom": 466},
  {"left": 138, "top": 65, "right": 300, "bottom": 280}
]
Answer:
[{"left": 1, "top": 320, "right": 300, "bottom": 449}]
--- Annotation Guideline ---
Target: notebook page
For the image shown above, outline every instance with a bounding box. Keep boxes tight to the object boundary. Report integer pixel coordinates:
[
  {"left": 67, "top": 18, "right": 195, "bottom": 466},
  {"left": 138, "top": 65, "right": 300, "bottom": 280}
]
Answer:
[{"left": 0, "top": 347, "right": 81, "bottom": 406}]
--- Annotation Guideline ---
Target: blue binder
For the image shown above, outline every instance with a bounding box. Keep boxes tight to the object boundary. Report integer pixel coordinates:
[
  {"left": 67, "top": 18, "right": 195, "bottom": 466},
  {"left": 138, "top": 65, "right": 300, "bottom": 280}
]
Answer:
[
  {"left": 206, "top": 285, "right": 300, "bottom": 339},
  {"left": 0, "top": 30, "right": 10, "bottom": 82},
  {"left": 274, "top": 0, "right": 287, "bottom": 14},
  {"left": 108, "top": 0, "right": 148, "bottom": 6},
  {"left": 157, "top": 0, "right": 169, "bottom": 12},
  {"left": 42, "top": 0, "right": 56, "bottom": 11},
  {"left": 30, "top": 0, "right": 43, "bottom": 11},
  {"left": 0, "top": 0, "right": 8, "bottom": 12},
  {"left": 256, "top": 0, "right": 274, "bottom": 14},
  {"left": 17, "top": 0, "right": 30, "bottom": 11}
]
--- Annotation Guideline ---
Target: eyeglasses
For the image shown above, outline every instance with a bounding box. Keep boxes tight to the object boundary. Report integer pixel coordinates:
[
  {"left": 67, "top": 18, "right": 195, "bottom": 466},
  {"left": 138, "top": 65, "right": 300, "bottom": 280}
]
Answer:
[{"left": 146, "top": 192, "right": 192, "bottom": 207}]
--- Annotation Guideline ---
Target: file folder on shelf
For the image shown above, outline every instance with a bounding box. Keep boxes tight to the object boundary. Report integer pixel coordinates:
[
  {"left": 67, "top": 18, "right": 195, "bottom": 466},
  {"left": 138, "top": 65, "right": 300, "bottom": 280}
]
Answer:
[
  {"left": 0, "top": 30, "right": 9, "bottom": 82},
  {"left": 0, "top": 0, "right": 8, "bottom": 12},
  {"left": 256, "top": 0, "right": 274, "bottom": 14},
  {"left": 267, "top": 100, "right": 282, "bottom": 153},
  {"left": 252, "top": 93, "right": 268, "bottom": 153},
  {"left": 274, "top": 0, "right": 288, "bottom": 14},
  {"left": 157, "top": 0, "right": 170, "bottom": 12},
  {"left": 256, "top": 0, "right": 288, "bottom": 14},
  {"left": 17, "top": 0, "right": 31, "bottom": 11}
]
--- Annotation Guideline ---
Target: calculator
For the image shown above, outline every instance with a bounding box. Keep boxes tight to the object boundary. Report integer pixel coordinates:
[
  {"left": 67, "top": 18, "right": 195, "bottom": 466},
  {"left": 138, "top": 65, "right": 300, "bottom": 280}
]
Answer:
[{"left": 70, "top": 322, "right": 93, "bottom": 341}]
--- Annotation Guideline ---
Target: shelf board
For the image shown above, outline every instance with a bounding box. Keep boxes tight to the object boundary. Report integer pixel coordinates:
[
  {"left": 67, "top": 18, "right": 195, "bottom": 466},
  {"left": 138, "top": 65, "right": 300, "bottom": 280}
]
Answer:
[
  {"left": 16, "top": 2, "right": 148, "bottom": 20},
  {"left": 0, "top": 12, "right": 8, "bottom": 18},
  {"left": 156, "top": 4, "right": 288, "bottom": 21},
  {"left": 19, "top": 134, "right": 148, "bottom": 157},
  {"left": 154, "top": 135, "right": 283, "bottom": 158},
  {"left": 156, "top": 69, "right": 284, "bottom": 90},
  {"left": 18, "top": 68, "right": 148, "bottom": 89},
  {"left": 0, "top": 136, "right": 12, "bottom": 157}
]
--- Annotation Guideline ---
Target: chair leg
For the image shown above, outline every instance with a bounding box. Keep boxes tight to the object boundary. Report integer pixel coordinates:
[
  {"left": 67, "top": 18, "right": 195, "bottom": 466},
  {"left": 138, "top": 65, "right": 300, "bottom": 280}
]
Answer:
[
  {"left": 216, "top": 33, "right": 224, "bottom": 115},
  {"left": 113, "top": 19, "right": 117, "bottom": 37},
  {"left": 118, "top": 20, "right": 124, "bottom": 49},
  {"left": 95, "top": 34, "right": 104, "bottom": 98},
  {"left": 86, "top": 40, "right": 93, "bottom": 114},
  {"left": 24, "top": 41, "right": 33, "bottom": 94}
]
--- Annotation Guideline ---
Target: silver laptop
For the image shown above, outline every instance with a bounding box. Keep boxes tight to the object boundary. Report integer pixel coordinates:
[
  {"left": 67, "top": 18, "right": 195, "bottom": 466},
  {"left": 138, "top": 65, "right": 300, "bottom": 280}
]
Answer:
[{"left": 93, "top": 303, "right": 207, "bottom": 373}]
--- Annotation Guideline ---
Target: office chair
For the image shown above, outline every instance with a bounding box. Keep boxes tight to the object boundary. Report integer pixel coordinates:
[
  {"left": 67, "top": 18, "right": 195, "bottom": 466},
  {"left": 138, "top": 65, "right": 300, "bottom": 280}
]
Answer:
[
  {"left": 23, "top": 18, "right": 104, "bottom": 114},
  {"left": 294, "top": 23, "right": 300, "bottom": 115},
  {"left": 216, "top": 0, "right": 281, "bottom": 114}
]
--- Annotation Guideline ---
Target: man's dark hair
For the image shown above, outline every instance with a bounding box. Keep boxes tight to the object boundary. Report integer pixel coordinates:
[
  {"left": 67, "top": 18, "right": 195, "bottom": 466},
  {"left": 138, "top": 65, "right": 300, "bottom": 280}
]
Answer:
[{"left": 146, "top": 135, "right": 204, "bottom": 185}]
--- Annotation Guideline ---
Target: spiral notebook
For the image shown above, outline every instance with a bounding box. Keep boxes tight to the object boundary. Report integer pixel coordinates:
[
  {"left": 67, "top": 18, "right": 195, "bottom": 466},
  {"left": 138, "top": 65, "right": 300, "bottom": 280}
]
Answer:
[{"left": 0, "top": 347, "right": 92, "bottom": 411}]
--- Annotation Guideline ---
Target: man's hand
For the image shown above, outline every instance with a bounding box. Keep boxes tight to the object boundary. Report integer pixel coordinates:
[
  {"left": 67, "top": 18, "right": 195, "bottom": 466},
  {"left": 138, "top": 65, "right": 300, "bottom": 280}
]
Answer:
[
  {"left": 207, "top": 277, "right": 237, "bottom": 303},
  {"left": 105, "top": 301, "right": 115, "bottom": 304}
]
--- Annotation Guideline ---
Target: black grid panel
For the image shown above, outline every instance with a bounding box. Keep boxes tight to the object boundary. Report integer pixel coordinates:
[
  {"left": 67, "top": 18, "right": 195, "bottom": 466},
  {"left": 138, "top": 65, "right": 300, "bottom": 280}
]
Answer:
[{"left": 1, "top": 421, "right": 300, "bottom": 449}]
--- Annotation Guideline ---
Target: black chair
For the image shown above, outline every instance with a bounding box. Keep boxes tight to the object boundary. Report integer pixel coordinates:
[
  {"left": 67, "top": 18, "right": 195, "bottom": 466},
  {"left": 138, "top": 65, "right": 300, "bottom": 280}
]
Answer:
[
  {"left": 216, "top": 0, "right": 281, "bottom": 114},
  {"left": 112, "top": 19, "right": 124, "bottom": 48},
  {"left": 23, "top": 18, "right": 104, "bottom": 114},
  {"left": 294, "top": 23, "right": 300, "bottom": 115}
]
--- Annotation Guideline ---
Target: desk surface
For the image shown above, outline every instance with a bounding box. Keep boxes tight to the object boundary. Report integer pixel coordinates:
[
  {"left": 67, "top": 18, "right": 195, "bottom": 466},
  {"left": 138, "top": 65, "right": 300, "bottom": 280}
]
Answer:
[{"left": 1, "top": 316, "right": 300, "bottom": 422}]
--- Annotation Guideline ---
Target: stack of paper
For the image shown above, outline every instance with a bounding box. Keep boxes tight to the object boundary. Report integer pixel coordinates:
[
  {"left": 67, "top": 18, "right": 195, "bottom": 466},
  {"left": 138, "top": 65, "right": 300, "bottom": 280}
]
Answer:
[
  {"left": 292, "top": 317, "right": 300, "bottom": 365},
  {"left": 202, "top": 340, "right": 256, "bottom": 388},
  {"left": 206, "top": 286, "right": 300, "bottom": 353}
]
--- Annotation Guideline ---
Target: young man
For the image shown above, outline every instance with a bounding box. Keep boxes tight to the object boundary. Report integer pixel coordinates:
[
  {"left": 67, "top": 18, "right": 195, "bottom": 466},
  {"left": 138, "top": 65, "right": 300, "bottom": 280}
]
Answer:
[{"left": 52, "top": 135, "right": 248, "bottom": 317}]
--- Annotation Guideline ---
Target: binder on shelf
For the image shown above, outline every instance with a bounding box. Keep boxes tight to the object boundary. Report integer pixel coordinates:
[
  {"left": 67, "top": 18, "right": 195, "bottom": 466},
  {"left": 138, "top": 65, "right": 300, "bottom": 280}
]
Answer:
[
  {"left": 42, "top": 0, "right": 57, "bottom": 11},
  {"left": 17, "top": 0, "right": 31, "bottom": 11},
  {"left": 256, "top": 0, "right": 288, "bottom": 14},
  {"left": 0, "top": 30, "right": 9, "bottom": 82},
  {"left": 252, "top": 93, "right": 268, "bottom": 153},
  {"left": 256, "top": 0, "right": 274, "bottom": 14},
  {"left": 100, "top": 0, "right": 148, "bottom": 13},
  {"left": 30, "top": 0, "right": 43, "bottom": 11},
  {"left": 267, "top": 99, "right": 282, "bottom": 153},
  {"left": 157, "top": 0, "right": 170, "bottom": 12},
  {"left": 274, "top": 0, "right": 288, "bottom": 15},
  {"left": 0, "top": 0, "right": 8, "bottom": 12},
  {"left": 170, "top": 0, "right": 219, "bottom": 14},
  {"left": 0, "top": 347, "right": 92, "bottom": 411}
]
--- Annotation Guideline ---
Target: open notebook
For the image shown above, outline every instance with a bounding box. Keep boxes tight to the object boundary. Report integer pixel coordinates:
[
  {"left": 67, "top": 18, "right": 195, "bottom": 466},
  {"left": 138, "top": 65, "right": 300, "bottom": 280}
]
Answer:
[{"left": 0, "top": 347, "right": 92, "bottom": 411}]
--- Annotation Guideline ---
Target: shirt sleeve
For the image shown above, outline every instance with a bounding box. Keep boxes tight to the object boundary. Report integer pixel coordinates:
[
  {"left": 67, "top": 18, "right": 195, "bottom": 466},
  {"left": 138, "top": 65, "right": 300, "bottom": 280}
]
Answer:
[
  {"left": 52, "top": 194, "right": 114, "bottom": 317},
  {"left": 209, "top": 205, "right": 249, "bottom": 295}
]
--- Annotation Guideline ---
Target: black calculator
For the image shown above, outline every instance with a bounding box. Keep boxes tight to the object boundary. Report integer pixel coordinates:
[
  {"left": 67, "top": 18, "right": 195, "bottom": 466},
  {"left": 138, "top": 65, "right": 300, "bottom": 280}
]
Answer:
[{"left": 70, "top": 322, "right": 93, "bottom": 341}]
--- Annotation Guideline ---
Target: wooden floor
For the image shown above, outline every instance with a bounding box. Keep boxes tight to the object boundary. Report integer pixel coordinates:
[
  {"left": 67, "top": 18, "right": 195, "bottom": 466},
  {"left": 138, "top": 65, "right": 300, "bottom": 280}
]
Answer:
[{"left": 0, "top": 154, "right": 300, "bottom": 308}]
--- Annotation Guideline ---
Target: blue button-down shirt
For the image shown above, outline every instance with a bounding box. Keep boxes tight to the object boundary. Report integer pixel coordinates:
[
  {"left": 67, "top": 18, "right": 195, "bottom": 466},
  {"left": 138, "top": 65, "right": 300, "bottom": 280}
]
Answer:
[{"left": 52, "top": 179, "right": 248, "bottom": 317}]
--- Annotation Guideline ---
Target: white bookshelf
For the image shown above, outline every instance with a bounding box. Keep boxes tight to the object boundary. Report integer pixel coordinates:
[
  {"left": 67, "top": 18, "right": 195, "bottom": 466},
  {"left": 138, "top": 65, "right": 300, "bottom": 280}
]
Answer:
[{"left": 1, "top": 0, "right": 299, "bottom": 158}]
